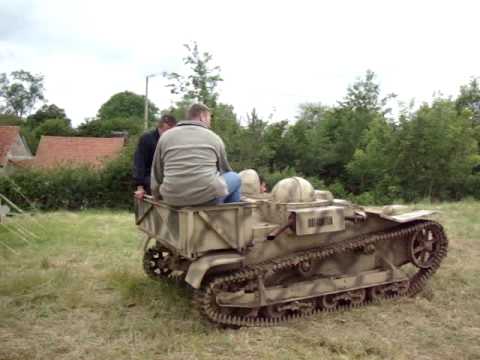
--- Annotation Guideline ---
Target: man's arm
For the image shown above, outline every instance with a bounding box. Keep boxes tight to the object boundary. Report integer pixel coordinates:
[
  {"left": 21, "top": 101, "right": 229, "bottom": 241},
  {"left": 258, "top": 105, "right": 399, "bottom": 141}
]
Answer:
[
  {"left": 217, "top": 138, "right": 233, "bottom": 173},
  {"left": 150, "top": 140, "right": 164, "bottom": 200}
]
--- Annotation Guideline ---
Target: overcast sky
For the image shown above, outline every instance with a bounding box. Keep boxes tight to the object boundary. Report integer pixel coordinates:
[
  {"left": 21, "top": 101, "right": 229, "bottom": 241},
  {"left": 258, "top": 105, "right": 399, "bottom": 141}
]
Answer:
[{"left": 1, "top": 0, "right": 479, "bottom": 126}]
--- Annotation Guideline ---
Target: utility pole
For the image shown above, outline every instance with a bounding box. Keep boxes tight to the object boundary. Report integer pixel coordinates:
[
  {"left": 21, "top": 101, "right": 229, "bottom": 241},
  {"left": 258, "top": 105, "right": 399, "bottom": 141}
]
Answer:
[
  {"left": 144, "top": 75, "right": 149, "bottom": 130},
  {"left": 144, "top": 73, "right": 161, "bottom": 130}
]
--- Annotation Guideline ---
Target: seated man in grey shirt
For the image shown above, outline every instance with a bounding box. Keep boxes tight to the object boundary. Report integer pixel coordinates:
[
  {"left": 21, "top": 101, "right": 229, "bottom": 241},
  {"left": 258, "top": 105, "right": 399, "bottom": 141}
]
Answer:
[{"left": 150, "top": 103, "right": 241, "bottom": 206}]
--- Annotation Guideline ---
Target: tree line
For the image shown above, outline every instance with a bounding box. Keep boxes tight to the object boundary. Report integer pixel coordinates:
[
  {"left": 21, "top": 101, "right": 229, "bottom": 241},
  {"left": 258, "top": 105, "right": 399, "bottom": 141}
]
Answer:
[{"left": 1, "top": 42, "right": 480, "bottom": 205}]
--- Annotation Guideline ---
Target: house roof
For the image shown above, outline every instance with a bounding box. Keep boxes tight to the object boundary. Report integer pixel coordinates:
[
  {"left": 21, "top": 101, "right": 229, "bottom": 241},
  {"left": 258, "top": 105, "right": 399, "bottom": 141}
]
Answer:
[
  {"left": 0, "top": 126, "right": 21, "bottom": 166},
  {"left": 33, "top": 136, "right": 125, "bottom": 169}
]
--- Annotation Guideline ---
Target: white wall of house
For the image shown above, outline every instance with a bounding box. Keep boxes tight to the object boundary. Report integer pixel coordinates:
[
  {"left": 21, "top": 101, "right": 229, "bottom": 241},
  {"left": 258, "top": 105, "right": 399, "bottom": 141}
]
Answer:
[
  {"left": 0, "top": 134, "right": 33, "bottom": 176},
  {"left": 9, "top": 135, "right": 32, "bottom": 159}
]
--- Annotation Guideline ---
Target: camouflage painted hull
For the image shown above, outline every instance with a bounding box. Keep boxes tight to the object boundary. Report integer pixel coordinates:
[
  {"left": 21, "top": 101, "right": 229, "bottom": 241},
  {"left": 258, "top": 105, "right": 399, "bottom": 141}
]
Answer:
[
  {"left": 194, "top": 220, "right": 448, "bottom": 327},
  {"left": 136, "top": 194, "right": 448, "bottom": 327}
]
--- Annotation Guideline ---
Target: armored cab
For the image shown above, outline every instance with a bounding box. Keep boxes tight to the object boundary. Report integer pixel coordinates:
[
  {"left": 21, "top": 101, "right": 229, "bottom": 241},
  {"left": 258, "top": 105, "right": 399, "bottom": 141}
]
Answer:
[{"left": 135, "top": 175, "right": 448, "bottom": 327}]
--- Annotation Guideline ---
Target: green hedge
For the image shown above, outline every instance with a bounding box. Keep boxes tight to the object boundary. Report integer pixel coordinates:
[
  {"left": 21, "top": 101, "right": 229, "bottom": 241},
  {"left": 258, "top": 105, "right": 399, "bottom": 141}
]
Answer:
[
  {"left": 5, "top": 138, "right": 478, "bottom": 211},
  {"left": 0, "top": 141, "right": 136, "bottom": 211}
]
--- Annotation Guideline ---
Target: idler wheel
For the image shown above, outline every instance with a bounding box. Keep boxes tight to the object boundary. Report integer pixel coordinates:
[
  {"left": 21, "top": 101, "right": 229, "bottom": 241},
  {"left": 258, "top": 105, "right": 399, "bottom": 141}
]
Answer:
[
  {"left": 410, "top": 224, "right": 441, "bottom": 269},
  {"left": 143, "top": 247, "right": 173, "bottom": 279}
]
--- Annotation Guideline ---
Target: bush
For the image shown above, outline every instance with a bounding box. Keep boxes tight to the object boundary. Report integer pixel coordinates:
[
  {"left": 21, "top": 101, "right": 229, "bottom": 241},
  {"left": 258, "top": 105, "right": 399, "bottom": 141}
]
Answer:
[
  {"left": 304, "top": 175, "right": 326, "bottom": 190},
  {"left": 465, "top": 174, "right": 480, "bottom": 200},
  {"left": 0, "top": 167, "right": 100, "bottom": 210},
  {"left": 77, "top": 117, "right": 143, "bottom": 137},
  {"left": 262, "top": 168, "right": 297, "bottom": 190},
  {"left": 326, "top": 181, "right": 349, "bottom": 199},
  {"left": 99, "top": 140, "right": 137, "bottom": 208},
  {"left": 0, "top": 141, "right": 137, "bottom": 211},
  {"left": 352, "top": 192, "right": 375, "bottom": 206}
]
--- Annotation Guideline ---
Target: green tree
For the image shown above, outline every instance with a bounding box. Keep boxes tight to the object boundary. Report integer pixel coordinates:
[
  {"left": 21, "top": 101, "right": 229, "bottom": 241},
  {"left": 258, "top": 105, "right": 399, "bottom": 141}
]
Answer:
[
  {"left": 456, "top": 78, "right": 480, "bottom": 149},
  {"left": 340, "top": 70, "right": 395, "bottom": 113},
  {"left": 34, "top": 118, "right": 73, "bottom": 136},
  {"left": 296, "top": 102, "right": 328, "bottom": 124},
  {"left": 163, "top": 42, "right": 223, "bottom": 111},
  {"left": 287, "top": 103, "right": 329, "bottom": 174},
  {"left": 231, "top": 109, "right": 268, "bottom": 170},
  {"left": 0, "top": 70, "right": 45, "bottom": 117},
  {"left": 295, "top": 71, "right": 394, "bottom": 185},
  {"left": 456, "top": 77, "right": 480, "bottom": 125},
  {"left": 0, "top": 113, "right": 23, "bottom": 126},
  {"left": 77, "top": 117, "right": 143, "bottom": 137},
  {"left": 212, "top": 103, "right": 241, "bottom": 145},
  {"left": 246, "top": 108, "right": 267, "bottom": 137},
  {"left": 97, "top": 91, "right": 158, "bottom": 121},
  {"left": 261, "top": 120, "right": 297, "bottom": 172},
  {"left": 394, "top": 98, "right": 479, "bottom": 200},
  {"left": 346, "top": 118, "right": 398, "bottom": 198},
  {"left": 26, "top": 103, "right": 69, "bottom": 128},
  {"left": 29, "top": 118, "right": 75, "bottom": 152}
]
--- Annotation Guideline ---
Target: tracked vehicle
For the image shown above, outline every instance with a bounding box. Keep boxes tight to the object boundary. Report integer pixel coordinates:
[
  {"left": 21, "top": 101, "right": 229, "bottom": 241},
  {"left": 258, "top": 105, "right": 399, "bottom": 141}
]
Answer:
[{"left": 134, "top": 175, "right": 448, "bottom": 327}]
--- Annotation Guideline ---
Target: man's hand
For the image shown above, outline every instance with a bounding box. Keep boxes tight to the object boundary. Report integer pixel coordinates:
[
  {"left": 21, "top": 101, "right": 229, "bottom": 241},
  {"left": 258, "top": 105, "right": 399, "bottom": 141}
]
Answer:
[{"left": 134, "top": 186, "right": 145, "bottom": 200}]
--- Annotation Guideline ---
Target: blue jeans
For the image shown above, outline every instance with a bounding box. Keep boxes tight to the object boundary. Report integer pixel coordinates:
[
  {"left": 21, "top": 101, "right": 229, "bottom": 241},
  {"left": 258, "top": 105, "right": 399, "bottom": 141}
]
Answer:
[{"left": 216, "top": 171, "right": 241, "bottom": 204}]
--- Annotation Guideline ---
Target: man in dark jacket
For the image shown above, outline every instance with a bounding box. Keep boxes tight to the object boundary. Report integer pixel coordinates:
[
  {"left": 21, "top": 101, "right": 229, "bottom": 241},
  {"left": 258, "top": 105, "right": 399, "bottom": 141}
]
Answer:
[{"left": 133, "top": 114, "right": 176, "bottom": 199}]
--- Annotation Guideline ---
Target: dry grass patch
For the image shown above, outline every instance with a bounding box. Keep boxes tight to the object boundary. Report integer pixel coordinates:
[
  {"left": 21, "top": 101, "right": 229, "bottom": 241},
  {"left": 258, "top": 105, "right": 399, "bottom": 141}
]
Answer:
[{"left": 0, "top": 203, "right": 479, "bottom": 360}]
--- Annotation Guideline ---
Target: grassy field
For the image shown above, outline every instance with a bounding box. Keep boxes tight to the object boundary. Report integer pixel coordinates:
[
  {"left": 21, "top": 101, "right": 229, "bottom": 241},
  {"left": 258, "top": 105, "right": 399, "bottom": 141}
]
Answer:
[{"left": 0, "top": 202, "right": 479, "bottom": 360}]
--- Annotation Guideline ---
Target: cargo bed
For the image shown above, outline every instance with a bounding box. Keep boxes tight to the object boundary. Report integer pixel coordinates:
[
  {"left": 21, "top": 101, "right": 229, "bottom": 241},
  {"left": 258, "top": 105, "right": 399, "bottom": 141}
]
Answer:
[{"left": 134, "top": 197, "right": 256, "bottom": 259}]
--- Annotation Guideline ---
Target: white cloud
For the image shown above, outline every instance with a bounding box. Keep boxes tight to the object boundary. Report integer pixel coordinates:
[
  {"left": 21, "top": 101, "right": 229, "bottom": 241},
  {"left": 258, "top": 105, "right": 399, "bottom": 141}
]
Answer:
[{"left": 0, "top": 0, "right": 479, "bottom": 125}]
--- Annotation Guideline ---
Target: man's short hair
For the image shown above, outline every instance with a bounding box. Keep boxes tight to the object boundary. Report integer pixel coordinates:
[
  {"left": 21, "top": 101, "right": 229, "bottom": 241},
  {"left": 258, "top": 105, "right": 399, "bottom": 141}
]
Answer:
[
  {"left": 187, "top": 103, "right": 210, "bottom": 120},
  {"left": 158, "top": 114, "right": 177, "bottom": 127}
]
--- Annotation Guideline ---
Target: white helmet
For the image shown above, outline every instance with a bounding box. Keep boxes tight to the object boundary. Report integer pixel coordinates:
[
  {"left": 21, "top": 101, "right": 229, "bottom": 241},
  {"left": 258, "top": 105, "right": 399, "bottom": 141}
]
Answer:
[
  {"left": 239, "top": 169, "right": 261, "bottom": 195},
  {"left": 271, "top": 177, "right": 315, "bottom": 203}
]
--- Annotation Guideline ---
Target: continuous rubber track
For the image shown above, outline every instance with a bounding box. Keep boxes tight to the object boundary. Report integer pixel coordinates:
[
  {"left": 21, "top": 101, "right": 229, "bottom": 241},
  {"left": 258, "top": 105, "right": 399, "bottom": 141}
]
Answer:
[{"left": 194, "top": 220, "right": 448, "bottom": 327}]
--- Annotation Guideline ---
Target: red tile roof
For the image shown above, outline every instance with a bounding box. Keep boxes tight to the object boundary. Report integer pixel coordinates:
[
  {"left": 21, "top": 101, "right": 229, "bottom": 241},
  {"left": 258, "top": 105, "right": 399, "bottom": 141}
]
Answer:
[
  {"left": 0, "top": 126, "right": 21, "bottom": 166},
  {"left": 33, "top": 136, "right": 125, "bottom": 169}
]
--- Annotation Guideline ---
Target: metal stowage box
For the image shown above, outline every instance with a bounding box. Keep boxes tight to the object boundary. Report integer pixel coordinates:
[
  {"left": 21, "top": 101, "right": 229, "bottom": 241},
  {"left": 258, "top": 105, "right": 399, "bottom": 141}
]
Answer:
[{"left": 292, "top": 206, "right": 345, "bottom": 235}]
